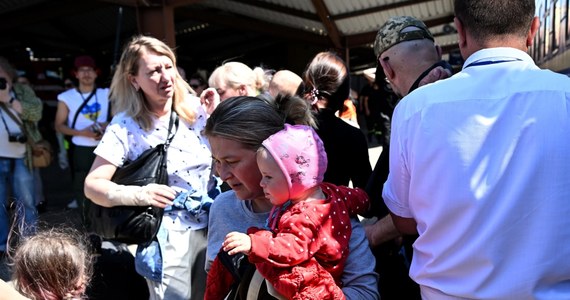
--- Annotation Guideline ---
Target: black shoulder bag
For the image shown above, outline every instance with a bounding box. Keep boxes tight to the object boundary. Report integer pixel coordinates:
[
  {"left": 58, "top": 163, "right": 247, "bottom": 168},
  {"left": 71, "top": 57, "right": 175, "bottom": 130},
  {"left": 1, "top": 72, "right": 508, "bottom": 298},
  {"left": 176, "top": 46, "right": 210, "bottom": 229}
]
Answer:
[{"left": 90, "top": 109, "right": 178, "bottom": 246}]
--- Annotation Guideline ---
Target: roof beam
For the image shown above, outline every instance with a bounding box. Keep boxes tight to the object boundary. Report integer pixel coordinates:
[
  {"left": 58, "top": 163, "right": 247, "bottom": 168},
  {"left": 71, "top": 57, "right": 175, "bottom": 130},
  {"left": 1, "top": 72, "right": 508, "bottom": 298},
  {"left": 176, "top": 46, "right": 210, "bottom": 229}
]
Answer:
[
  {"left": 311, "top": 0, "right": 343, "bottom": 49},
  {"left": 345, "top": 14, "right": 455, "bottom": 48},
  {"left": 333, "top": 0, "right": 438, "bottom": 21},
  {"left": 177, "top": 7, "right": 330, "bottom": 46}
]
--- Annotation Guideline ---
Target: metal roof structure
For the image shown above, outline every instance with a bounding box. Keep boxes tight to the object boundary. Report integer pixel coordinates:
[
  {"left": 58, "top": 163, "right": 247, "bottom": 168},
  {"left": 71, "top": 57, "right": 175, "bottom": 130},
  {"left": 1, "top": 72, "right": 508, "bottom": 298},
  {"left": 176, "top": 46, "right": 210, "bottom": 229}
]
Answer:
[{"left": 1, "top": 0, "right": 458, "bottom": 74}]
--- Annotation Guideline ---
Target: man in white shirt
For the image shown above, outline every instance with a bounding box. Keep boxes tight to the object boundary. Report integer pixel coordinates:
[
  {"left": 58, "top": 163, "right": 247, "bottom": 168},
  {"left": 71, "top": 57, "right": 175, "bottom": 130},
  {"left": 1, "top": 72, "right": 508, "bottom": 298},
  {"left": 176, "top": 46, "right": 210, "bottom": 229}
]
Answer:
[
  {"left": 55, "top": 55, "right": 110, "bottom": 227},
  {"left": 383, "top": 0, "right": 570, "bottom": 299}
]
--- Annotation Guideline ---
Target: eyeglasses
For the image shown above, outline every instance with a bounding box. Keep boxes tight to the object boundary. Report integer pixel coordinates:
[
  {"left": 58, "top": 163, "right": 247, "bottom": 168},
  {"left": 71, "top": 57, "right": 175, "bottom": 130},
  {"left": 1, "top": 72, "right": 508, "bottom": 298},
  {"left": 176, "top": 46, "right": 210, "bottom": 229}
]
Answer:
[{"left": 76, "top": 67, "right": 95, "bottom": 74}]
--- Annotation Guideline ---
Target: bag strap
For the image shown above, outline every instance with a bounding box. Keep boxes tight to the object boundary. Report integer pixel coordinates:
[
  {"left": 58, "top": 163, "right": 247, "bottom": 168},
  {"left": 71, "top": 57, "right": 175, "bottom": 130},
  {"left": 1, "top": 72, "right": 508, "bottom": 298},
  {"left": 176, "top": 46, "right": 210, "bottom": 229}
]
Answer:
[
  {"left": 0, "top": 102, "right": 23, "bottom": 127},
  {"left": 0, "top": 102, "right": 37, "bottom": 147},
  {"left": 164, "top": 107, "right": 179, "bottom": 150},
  {"left": 70, "top": 88, "right": 97, "bottom": 130},
  {"left": 106, "top": 101, "right": 113, "bottom": 122}
]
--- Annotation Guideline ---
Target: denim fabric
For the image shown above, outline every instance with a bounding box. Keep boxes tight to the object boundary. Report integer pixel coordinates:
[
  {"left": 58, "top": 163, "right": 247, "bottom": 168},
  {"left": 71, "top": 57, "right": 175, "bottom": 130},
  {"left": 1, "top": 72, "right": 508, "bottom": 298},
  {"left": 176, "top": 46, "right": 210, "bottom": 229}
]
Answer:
[
  {"left": 0, "top": 157, "right": 37, "bottom": 251},
  {"left": 135, "top": 191, "right": 213, "bottom": 282},
  {"left": 165, "top": 191, "right": 213, "bottom": 215},
  {"left": 135, "top": 227, "right": 166, "bottom": 282}
]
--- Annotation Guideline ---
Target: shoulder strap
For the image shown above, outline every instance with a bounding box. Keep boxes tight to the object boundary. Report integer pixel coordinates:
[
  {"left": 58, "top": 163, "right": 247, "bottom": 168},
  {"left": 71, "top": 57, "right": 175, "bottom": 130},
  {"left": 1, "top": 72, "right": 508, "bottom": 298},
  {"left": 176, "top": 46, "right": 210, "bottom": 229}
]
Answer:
[
  {"left": 106, "top": 101, "right": 113, "bottom": 122},
  {"left": 164, "top": 108, "right": 179, "bottom": 150},
  {"left": 70, "top": 88, "right": 97, "bottom": 129},
  {"left": 0, "top": 102, "right": 23, "bottom": 127},
  {"left": 0, "top": 102, "right": 34, "bottom": 147}
]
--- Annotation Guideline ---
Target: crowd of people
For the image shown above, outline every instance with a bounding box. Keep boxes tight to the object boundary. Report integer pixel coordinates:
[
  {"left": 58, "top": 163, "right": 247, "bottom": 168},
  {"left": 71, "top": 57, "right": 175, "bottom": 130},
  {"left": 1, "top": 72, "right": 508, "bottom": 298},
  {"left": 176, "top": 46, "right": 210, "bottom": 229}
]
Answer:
[{"left": 1, "top": 0, "right": 570, "bottom": 299}]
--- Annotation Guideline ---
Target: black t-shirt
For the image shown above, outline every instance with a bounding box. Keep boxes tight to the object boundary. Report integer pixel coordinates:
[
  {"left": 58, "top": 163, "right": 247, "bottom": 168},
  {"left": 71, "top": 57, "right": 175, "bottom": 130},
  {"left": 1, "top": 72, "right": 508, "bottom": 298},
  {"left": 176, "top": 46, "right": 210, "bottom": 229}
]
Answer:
[{"left": 315, "top": 109, "right": 371, "bottom": 189}]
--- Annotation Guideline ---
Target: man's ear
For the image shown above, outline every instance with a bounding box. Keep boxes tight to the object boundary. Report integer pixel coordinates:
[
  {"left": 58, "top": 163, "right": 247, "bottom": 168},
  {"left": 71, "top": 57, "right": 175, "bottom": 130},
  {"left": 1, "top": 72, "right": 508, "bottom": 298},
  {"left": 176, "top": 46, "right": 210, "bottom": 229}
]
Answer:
[
  {"left": 527, "top": 17, "right": 540, "bottom": 47},
  {"left": 379, "top": 57, "right": 394, "bottom": 83},
  {"left": 435, "top": 44, "right": 443, "bottom": 59},
  {"left": 454, "top": 17, "right": 467, "bottom": 49}
]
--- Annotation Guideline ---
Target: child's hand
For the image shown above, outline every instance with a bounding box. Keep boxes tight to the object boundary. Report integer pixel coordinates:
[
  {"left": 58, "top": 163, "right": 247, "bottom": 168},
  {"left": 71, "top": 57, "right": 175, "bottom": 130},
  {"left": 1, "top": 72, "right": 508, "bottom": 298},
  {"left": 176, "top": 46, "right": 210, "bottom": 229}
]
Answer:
[{"left": 222, "top": 231, "right": 252, "bottom": 256}]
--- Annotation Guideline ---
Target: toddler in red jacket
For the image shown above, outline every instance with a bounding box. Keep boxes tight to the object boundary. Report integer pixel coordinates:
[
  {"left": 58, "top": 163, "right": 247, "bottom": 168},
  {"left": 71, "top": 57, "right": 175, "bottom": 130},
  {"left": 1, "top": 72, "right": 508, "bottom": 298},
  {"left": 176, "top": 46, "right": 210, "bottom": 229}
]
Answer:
[{"left": 222, "top": 124, "right": 369, "bottom": 300}]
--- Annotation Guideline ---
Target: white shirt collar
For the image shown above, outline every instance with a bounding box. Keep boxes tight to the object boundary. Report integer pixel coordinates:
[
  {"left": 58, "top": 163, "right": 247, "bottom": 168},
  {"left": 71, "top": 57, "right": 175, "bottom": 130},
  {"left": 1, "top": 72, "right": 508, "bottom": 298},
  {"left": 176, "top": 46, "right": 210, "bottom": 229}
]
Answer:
[{"left": 462, "top": 47, "right": 535, "bottom": 70}]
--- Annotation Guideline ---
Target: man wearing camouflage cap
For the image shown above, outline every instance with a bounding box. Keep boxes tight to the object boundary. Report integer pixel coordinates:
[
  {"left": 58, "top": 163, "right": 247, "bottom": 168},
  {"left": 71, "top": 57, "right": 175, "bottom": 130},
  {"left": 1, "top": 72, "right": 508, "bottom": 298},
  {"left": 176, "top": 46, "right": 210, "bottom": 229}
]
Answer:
[
  {"left": 374, "top": 16, "right": 451, "bottom": 97},
  {"left": 363, "top": 15, "right": 452, "bottom": 300}
]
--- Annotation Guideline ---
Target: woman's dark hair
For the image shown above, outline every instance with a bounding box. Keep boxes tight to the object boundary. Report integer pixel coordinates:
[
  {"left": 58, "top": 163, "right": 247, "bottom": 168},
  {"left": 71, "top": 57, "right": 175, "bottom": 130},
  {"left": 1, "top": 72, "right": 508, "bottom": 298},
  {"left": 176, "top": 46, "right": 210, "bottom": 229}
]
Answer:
[
  {"left": 301, "top": 51, "right": 350, "bottom": 112},
  {"left": 204, "top": 95, "right": 316, "bottom": 150}
]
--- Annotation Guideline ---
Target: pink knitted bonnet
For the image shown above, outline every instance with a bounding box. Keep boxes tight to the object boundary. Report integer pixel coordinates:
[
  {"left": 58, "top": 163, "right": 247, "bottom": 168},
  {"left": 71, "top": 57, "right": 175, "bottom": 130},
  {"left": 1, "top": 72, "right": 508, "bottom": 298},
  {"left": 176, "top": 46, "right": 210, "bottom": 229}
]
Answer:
[{"left": 261, "top": 124, "right": 328, "bottom": 200}]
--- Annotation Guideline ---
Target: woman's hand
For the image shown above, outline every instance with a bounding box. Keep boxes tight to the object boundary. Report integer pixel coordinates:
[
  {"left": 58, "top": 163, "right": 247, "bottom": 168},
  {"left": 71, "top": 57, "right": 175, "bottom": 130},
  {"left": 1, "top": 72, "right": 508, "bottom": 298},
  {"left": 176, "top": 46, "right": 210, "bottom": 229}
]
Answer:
[
  {"left": 104, "top": 183, "right": 176, "bottom": 208},
  {"left": 86, "top": 156, "right": 176, "bottom": 208},
  {"left": 138, "top": 183, "right": 176, "bottom": 208},
  {"left": 223, "top": 231, "right": 252, "bottom": 255},
  {"left": 200, "top": 87, "right": 220, "bottom": 115}
]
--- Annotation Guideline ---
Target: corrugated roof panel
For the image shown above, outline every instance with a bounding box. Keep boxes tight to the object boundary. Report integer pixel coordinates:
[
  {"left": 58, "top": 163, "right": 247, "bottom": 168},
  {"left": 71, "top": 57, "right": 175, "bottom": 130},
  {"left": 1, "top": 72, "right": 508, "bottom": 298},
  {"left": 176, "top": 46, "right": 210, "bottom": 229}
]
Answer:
[
  {"left": 324, "top": 0, "right": 355, "bottom": 15},
  {"left": 203, "top": 0, "right": 325, "bottom": 33},
  {"left": 336, "top": 0, "right": 455, "bottom": 37},
  {"left": 435, "top": 33, "right": 458, "bottom": 47},
  {"left": 262, "top": 0, "right": 315, "bottom": 12}
]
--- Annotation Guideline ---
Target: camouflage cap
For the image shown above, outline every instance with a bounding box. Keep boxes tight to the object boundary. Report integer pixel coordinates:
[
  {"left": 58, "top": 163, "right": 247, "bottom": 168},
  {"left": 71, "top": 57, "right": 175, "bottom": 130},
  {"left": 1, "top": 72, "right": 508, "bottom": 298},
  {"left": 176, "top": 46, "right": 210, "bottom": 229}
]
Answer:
[{"left": 374, "top": 16, "right": 434, "bottom": 57}]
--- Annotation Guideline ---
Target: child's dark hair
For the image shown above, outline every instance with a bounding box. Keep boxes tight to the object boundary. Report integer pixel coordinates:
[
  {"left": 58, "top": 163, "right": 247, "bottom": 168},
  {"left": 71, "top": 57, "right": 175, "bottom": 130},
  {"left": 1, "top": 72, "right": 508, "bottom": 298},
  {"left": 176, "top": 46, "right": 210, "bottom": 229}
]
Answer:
[
  {"left": 11, "top": 227, "right": 94, "bottom": 300},
  {"left": 273, "top": 94, "right": 317, "bottom": 129}
]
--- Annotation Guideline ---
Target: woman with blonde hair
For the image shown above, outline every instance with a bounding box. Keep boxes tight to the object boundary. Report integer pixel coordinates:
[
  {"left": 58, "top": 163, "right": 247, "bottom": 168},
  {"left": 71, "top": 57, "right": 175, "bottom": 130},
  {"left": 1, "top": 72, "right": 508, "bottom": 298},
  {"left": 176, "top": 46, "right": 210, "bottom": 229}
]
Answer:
[
  {"left": 200, "top": 62, "right": 269, "bottom": 114},
  {"left": 85, "top": 35, "right": 215, "bottom": 300}
]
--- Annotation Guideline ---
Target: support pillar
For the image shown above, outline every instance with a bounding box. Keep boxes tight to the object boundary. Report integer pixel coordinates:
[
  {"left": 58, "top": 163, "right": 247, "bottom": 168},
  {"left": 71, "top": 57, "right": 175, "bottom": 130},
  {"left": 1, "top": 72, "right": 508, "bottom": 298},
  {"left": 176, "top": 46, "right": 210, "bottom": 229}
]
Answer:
[{"left": 137, "top": 4, "right": 176, "bottom": 48}]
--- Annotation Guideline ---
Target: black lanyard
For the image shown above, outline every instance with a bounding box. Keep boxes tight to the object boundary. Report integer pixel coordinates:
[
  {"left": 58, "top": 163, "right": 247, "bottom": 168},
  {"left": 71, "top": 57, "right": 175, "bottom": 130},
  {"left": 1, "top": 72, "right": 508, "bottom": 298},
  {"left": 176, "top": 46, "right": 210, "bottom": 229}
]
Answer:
[
  {"left": 408, "top": 60, "right": 454, "bottom": 95},
  {"left": 464, "top": 58, "right": 522, "bottom": 69},
  {"left": 78, "top": 88, "right": 99, "bottom": 121},
  {"left": 70, "top": 88, "right": 97, "bottom": 129}
]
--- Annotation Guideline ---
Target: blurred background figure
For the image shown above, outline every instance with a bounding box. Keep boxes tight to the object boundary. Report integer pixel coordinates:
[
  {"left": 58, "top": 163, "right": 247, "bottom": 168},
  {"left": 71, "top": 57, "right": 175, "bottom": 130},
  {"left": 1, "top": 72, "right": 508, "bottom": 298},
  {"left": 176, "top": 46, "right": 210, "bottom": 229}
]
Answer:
[
  {"left": 268, "top": 69, "right": 302, "bottom": 98},
  {"left": 63, "top": 78, "right": 75, "bottom": 90},
  {"left": 359, "top": 67, "right": 393, "bottom": 146},
  {"left": 0, "top": 57, "right": 42, "bottom": 257},
  {"left": 338, "top": 95, "right": 359, "bottom": 128},
  {"left": 200, "top": 61, "right": 268, "bottom": 115},
  {"left": 55, "top": 78, "right": 77, "bottom": 172},
  {"left": 189, "top": 72, "right": 207, "bottom": 97},
  {"left": 16, "top": 75, "right": 48, "bottom": 213},
  {"left": 177, "top": 66, "right": 187, "bottom": 82}
]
